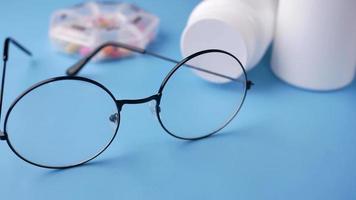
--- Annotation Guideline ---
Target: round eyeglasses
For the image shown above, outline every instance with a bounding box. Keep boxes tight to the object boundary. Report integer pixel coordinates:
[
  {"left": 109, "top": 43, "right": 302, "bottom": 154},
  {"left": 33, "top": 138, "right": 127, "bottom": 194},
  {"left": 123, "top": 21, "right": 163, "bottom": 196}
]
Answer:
[{"left": 0, "top": 38, "right": 253, "bottom": 169}]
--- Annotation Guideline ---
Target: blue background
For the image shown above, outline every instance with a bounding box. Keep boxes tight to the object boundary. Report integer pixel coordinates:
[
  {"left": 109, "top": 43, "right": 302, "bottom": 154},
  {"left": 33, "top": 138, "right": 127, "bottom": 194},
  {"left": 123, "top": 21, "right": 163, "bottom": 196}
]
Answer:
[{"left": 0, "top": 0, "right": 356, "bottom": 199}]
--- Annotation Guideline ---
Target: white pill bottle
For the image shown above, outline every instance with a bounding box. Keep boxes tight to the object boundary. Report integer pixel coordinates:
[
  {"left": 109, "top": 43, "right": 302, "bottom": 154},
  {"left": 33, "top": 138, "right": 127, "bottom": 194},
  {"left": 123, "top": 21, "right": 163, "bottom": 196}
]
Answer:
[
  {"left": 181, "top": 0, "right": 278, "bottom": 83},
  {"left": 271, "top": 0, "right": 356, "bottom": 91}
]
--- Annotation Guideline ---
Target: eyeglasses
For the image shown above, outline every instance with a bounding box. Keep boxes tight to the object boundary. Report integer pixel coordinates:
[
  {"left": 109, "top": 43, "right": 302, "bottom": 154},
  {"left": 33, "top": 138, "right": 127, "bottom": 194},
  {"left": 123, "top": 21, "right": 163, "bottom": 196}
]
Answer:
[{"left": 0, "top": 37, "right": 253, "bottom": 169}]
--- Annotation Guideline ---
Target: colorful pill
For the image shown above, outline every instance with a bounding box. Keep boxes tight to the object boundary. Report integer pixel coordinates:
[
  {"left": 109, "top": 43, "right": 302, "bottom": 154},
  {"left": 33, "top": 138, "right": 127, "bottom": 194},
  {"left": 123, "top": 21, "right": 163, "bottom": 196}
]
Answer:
[
  {"left": 65, "top": 43, "right": 80, "bottom": 54},
  {"left": 79, "top": 47, "right": 92, "bottom": 56}
]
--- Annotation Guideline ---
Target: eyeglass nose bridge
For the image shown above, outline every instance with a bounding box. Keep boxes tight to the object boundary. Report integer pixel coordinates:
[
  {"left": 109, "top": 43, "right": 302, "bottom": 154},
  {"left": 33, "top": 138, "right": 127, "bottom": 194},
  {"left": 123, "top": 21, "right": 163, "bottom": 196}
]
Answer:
[{"left": 115, "top": 93, "right": 161, "bottom": 112}]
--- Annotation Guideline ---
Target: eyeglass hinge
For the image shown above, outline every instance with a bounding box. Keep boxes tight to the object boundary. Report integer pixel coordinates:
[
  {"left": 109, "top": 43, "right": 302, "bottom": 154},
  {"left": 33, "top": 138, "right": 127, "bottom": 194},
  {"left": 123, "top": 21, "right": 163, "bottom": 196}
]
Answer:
[
  {"left": 0, "top": 130, "right": 6, "bottom": 140},
  {"left": 3, "top": 38, "right": 9, "bottom": 61},
  {"left": 247, "top": 80, "right": 254, "bottom": 90}
]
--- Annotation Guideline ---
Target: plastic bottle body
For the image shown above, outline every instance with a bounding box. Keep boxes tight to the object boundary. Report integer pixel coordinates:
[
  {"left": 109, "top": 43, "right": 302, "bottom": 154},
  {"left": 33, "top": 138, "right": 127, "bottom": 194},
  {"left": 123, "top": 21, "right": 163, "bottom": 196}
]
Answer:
[{"left": 271, "top": 0, "right": 356, "bottom": 91}]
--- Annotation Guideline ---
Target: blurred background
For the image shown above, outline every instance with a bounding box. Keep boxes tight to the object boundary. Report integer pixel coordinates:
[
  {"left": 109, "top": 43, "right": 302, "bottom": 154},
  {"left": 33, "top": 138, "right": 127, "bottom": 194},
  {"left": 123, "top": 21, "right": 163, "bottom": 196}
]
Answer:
[{"left": 0, "top": 0, "right": 355, "bottom": 200}]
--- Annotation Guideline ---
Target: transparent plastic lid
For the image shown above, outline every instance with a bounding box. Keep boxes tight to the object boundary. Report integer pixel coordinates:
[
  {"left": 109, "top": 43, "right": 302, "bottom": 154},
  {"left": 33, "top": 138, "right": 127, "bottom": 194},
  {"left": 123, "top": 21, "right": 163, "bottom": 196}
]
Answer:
[{"left": 49, "top": 1, "right": 159, "bottom": 60}]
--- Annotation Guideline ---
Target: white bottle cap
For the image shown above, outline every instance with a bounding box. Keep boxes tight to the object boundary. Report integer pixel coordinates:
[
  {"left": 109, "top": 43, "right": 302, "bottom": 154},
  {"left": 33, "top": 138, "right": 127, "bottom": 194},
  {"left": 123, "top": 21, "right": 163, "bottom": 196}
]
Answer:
[
  {"left": 181, "top": 0, "right": 250, "bottom": 83},
  {"left": 181, "top": 0, "right": 277, "bottom": 83}
]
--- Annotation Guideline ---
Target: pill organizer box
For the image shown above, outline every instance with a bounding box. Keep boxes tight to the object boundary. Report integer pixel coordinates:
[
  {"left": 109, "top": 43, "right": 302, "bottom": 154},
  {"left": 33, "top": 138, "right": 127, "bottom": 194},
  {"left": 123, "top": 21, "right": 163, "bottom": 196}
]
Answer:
[{"left": 49, "top": 1, "right": 159, "bottom": 60}]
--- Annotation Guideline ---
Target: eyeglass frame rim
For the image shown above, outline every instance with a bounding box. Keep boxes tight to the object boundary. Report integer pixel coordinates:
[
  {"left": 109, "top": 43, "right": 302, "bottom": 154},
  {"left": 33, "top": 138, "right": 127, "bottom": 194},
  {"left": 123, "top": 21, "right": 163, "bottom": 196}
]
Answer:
[
  {"left": 0, "top": 37, "right": 252, "bottom": 169},
  {"left": 156, "top": 49, "right": 249, "bottom": 140},
  {"left": 3, "top": 76, "right": 122, "bottom": 169}
]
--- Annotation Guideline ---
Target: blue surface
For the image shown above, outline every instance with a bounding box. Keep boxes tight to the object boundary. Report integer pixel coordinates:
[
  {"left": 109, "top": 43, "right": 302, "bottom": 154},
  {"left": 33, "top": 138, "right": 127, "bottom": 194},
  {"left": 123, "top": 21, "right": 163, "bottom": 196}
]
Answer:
[{"left": 0, "top": 0, "right": 356, "bottom": 199}]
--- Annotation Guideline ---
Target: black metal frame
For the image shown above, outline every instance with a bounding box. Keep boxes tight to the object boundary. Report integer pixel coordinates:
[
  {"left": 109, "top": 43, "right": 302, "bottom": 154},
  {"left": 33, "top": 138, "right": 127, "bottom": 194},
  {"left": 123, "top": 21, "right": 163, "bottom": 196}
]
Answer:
[
  {"left": 0, "top": 37, "right": 253, "bottom": 169},
  {"left": 4, "top": 76, "right": 121, "bottom": 169}
]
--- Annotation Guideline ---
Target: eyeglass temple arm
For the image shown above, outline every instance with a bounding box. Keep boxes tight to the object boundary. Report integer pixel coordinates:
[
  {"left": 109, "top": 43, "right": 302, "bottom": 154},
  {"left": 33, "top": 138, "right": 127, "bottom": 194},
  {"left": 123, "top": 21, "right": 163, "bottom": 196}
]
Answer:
[
  {"left": 66, "top": 42, "right": 145, "bottom": 76},
  {"left": 0, "top": 37, "right": 32, "bottom": 139},
  {"left": 65, "top": 42, "right": 247, "bottom": 84}
]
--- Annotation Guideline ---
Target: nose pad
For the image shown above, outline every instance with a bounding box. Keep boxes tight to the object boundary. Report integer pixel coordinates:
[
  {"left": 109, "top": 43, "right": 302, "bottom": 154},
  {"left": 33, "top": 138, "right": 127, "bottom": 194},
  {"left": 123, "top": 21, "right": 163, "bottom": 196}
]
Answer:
[
  {"left": 109, "top": 113, "right": 119, "bottom": 131},
  {"left": 109, "top": 113, "right": 119, "bottom": 124},
  {"left": 148, "top": 101, "right": 159, "bottom": 118}
]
